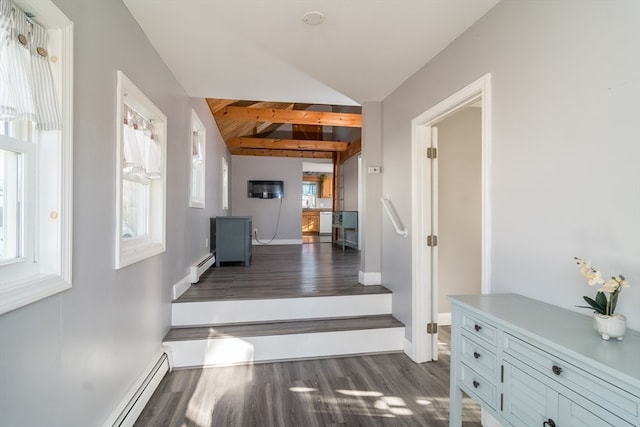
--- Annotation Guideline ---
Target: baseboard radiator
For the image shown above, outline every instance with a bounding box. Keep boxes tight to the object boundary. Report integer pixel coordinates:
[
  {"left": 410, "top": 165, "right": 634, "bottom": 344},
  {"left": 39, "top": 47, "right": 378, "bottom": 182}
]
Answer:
[
  {"left": 111, "top": 352, "right": 170, "bottom": 427},
  {"left": 190, "top": 252, "right": 215, "bottom": 283}
]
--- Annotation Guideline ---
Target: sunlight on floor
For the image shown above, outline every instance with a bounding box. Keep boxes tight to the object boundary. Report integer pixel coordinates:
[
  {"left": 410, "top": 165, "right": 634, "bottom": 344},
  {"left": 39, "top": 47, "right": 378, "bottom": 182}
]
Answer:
[
  {"left": 336, "top": 389, "right": 384, "bottom": 397},
  {"left": 288, "top": 388, "right": 421, "bottom": 420},
  {"left": 290, "top": 386, "right": 318, "bottom": 393},
  {"left": 184, "top": 361, "right": 255, "bottom": 427}
]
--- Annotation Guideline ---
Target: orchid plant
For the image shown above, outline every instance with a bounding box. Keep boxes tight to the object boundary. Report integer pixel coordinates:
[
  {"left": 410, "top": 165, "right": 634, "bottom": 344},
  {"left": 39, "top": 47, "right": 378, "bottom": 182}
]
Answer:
[{"left": 574, "top": 256, "right": 629, "bottom": 316}]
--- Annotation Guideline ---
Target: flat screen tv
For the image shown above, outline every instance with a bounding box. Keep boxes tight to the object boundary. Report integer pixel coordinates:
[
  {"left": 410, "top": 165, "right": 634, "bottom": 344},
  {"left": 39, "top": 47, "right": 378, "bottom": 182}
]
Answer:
[{"left": 248, "top": 180, "right": 284, "bottom": 199}]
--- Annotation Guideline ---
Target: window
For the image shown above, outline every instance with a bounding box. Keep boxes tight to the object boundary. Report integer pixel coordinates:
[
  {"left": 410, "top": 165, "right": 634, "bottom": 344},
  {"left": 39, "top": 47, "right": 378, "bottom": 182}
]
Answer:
[
  {"left": 0, "top": 0, "right": 73, "bottom": 314},
  {"left": 302, "top": 182, "right": 318, "bottom": 195},
  {"left": 189, "top": 110, "right": 205, "bottom": 208},
  {"left": 302, "top": 182, "right": 317, "bottom": 209},
  {"left": 115, "top": 71, "right": 166, "bottom": 269},
  {"left": 221, "top": 156, "right": 229, "bottom": 210}
]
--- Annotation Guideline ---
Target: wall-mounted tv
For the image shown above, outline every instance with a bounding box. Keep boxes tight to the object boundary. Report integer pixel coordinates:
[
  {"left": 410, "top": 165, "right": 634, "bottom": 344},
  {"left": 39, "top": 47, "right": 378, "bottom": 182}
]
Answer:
[{"left": 248, "top": 180, "right": 284, "bottom": 199}]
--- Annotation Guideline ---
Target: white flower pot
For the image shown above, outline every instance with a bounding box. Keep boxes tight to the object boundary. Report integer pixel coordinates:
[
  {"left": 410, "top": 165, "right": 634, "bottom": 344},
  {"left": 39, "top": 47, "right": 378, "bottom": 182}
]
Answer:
[{"left": 593, "top": 313, "right": 626, "bottom": 341}]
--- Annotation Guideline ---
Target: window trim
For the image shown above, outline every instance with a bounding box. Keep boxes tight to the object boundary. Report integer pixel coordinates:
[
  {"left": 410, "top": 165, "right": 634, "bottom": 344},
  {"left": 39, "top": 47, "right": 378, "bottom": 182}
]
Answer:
[
  {"left": 0, "top": 0, "right": 74, "bottom": 315},
  {"left": 115, "top": 71, "right": 166, "bottom": 269},
  {"left": 189, "top": 109, "right": 206, "bottom": 209}
]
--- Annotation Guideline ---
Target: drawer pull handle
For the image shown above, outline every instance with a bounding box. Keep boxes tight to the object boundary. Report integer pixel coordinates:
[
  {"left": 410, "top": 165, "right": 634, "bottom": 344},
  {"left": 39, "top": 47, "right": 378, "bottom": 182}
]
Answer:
[
  {"left": 472, "top": 380, "right": 480, "bottom": 388},
  {"left": 473, "top": 351, "right": 481, "bottom": 359},
  {"left": 551, "top": 365, "right": 562, "bottom": 375},
  {"left": 543, "top": 419, "right": 556, "bottom": 427},
  {"left": 474, "top": 324, "right": 482, "bottom": 332}
]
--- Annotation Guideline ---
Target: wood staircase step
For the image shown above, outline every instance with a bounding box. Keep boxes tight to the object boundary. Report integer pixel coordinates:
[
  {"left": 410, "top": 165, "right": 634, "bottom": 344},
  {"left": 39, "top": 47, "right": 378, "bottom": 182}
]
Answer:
[
  {"left": 164, "top": 314, "right": 403, "bottom": 341},
  {"left": 163, "top": 315, "right": 405, "bottom": 368}
]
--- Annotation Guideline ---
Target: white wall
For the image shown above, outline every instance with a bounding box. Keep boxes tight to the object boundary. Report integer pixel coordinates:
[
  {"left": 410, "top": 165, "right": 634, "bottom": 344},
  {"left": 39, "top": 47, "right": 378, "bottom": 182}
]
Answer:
[
  {"left": 381, "top": 0, "right": 640, "bottom": 340},
  {"left": 0, "top": 0, "right": 228, "bottom": 425},
  {"left": 436, "top": 107, "right": 482, "bottom": 316},
  {"left": 231, "top": 155, "right": 303, "bottom": 242}
]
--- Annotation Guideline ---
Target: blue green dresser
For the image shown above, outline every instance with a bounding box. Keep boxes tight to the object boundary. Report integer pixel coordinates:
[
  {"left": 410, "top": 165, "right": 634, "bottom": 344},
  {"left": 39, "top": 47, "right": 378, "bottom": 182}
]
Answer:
[{"left": 449, "top": 294, "right": 640, "bottom": 426}]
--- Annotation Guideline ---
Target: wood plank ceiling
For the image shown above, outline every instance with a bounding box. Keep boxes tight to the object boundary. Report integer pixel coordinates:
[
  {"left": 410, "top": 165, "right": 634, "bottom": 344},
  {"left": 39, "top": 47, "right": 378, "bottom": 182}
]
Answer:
[{"left": 206, "top": 99, "right": 362, "bottom": 160}]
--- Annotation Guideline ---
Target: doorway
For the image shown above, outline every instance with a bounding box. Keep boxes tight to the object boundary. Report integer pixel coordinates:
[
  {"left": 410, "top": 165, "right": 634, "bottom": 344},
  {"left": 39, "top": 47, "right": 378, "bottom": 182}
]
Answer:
[
  {"left": 410, "top": 74, "right": 492, "bottom": 363},
  {"left": 302, "top": 160, "right": 334, "bottom": 244}
]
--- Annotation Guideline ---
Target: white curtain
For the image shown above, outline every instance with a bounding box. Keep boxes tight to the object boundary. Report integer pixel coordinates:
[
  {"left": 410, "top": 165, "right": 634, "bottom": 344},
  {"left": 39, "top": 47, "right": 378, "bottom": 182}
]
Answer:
[
  {"left": 123, "top": 104, "right": 161, "bottom": 180},
  {"left": 0, "top": 0, "right": 60, "bottom": 130}
]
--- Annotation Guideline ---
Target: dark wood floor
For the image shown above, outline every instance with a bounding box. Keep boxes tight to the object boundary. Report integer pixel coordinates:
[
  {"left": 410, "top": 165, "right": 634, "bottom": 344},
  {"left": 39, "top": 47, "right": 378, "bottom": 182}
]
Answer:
[
  {"left": 178, "top": 244, "right": 389, "bottom": 302},
  {"left": 136, "top": 326, "right": 481, "bottom": 427}
]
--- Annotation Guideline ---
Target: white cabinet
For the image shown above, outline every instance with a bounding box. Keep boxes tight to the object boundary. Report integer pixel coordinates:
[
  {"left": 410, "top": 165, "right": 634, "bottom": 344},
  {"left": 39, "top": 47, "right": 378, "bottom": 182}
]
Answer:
[{"left": 449, "top": 294, "right": 640, "bottom": 427}]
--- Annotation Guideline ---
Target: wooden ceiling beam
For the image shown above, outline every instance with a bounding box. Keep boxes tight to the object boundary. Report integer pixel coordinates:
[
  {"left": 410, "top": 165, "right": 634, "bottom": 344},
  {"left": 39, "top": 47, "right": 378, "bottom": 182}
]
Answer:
[
  {"left": 215, "top": 106, "right": 361, "bottom": 128},
  {"left": 229, "top": 147, "right": 333, "bottom": 159},
  {"left": 228, "top": 137, "right": 348, "bottom": 152},
  {"left": 340, "top": 137, "right": 362, "bottom": 164},
  {"left": 206, "top": 98, "right": 238, "bottom": 114}
]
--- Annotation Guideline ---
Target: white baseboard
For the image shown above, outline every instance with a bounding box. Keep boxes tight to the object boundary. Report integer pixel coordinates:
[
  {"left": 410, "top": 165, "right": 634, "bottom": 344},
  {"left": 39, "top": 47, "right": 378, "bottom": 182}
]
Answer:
[
  {"left": 437, "top": 312, "right": 451, "bottom": 326},
  {"left": 403, "top": 337, "right": 414, "bottom": 359},
  {"left": 172, "top": 274, "right": 191, "bottom": 301},
  {"left": 102, "top": 348, "right": 171, "bottom": 427},
  {"left": 252, "top": 239, "right": 302, "bottom": 245},
  {"left": 358, "top": 271, "right": 381, "bottom": 286}
]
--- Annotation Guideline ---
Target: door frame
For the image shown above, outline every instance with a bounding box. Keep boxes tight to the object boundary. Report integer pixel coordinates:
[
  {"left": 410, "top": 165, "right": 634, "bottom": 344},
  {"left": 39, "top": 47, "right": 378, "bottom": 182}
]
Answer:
[{"left": 410, "top": 74, "right": 493, "bottom": 363}]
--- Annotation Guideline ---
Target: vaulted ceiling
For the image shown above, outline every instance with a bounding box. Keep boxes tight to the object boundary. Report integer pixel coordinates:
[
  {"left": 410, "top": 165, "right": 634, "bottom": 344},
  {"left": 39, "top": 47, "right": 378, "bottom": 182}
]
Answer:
[{"left": 123, "top": 0, "right": 500, "bottom": 157}]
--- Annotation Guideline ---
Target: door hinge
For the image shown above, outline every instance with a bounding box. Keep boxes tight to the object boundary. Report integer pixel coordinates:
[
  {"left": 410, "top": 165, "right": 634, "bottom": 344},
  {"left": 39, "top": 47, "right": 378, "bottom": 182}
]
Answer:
[
  {"left": 427, "top": 322, "right": 438, "bottom": 334},
  {"left": 426, "top": 147, "right": 437, "bottom": 159},
  {"left": 427, "top": 235, "right": 438, "bottom": 247},
  {"left": 501, "top": 365, "right": 504, "bottom": 383},
  {"left": 500, "top": 393, "right": 504, "bottom": 411}
]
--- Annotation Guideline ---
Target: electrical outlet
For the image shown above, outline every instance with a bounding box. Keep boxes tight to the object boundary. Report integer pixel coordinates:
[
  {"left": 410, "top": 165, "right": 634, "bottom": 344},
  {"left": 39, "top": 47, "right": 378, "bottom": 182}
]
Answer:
[{"left": 367, "top": 166, "right": 382, "bottom": 174}]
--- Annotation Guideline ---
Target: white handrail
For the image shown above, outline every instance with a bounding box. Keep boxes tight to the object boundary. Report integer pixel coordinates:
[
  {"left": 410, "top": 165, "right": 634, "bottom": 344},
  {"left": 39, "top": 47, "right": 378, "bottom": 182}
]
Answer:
[{"left": 381, "top": 195, "right": 408, "bottom": 237}]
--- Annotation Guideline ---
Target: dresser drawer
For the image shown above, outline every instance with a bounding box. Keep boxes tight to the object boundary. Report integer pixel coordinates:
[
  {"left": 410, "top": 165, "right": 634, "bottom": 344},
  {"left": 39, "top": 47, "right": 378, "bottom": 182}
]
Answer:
[
  {"left": 461, "top": 312, "right": 498, "bottom": 347},
  {"left": 460, "top": 335, "right": 498, "bottom": 379},
  {"left": 459, "top": 363, "right": 498, "bottom": 410},
  {"left": 504, "top": 333, "right": 640, "bottom": 423}
]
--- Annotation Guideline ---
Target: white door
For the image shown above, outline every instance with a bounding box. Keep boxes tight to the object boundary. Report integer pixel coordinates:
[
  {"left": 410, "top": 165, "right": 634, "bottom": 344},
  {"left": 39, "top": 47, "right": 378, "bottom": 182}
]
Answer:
[{"left": 428, "top": 126, "right": 440, "bottom": 361}]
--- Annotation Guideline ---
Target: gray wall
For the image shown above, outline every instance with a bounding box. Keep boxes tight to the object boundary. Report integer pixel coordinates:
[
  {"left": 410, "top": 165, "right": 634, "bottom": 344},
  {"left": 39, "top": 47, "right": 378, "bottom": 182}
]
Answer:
[
  {"left": 436, "top": 108, "right": 482, "bottom": 316},
  {"left": 341, "top": 155, "right": 359, "bottom": 211},
  {"left": 231, "top": 155, "right": 303, "bottom": 241},
  {"left": 381, "top": 0, "right": 640, "bottom": 340},
  {"left": 0, "top": 0, "right": 228, "bottom": 426}
]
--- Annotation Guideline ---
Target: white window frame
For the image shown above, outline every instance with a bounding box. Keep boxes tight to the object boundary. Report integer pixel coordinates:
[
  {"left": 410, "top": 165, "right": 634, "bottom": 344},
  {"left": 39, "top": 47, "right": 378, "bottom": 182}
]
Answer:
[
  {"left": 115, "top": 71, "right": 166, "bottom": 269},
  {"left": 0, "top": 0, "right": 74, "bottom": 315},
  {"left": 189, "top": 110, "right": 206, "bottom": 208},
  {"left": 221, "top": 156, "right": 229, "bottom": 210}
]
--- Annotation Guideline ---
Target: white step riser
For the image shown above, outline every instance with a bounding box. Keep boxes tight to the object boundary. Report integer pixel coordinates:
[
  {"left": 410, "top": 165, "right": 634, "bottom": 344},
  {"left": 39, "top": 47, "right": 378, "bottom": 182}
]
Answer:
[
  {"left": 166, "top": 327, "right": 405, "bottom": 368},
  {"left": 172, "top": 294, "right": 392, "bottom": 327}
]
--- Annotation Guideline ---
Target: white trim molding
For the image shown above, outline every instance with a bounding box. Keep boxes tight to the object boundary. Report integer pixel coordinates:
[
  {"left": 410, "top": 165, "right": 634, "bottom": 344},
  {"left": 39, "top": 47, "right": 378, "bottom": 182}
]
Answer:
[
  {"left": 358, "top": 271, "right": 382, "bottom": 286},
  {"left": 172, "top": 274, "right": 191, "bottom": 301},
  {"left": 410, "top": 73, "right": 492, "bottom": 363}
]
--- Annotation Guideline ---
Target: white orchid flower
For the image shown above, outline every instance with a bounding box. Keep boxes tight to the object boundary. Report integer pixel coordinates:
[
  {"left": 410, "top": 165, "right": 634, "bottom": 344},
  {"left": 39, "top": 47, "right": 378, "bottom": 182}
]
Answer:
[
  {"left": 616, "top": 275, "right": 630, "bottom": 288},
  {"left": 601, "top": 278, "right": 619, "bottom": 293},
  {"left": 586, "top": 270, "right": 605, "bottom": 286}
]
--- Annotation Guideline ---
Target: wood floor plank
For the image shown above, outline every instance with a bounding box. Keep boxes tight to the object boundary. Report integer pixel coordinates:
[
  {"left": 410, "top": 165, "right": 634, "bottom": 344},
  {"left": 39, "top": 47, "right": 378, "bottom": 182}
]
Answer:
[
  {"left": 178, "top": 244, "right": 389, "bottom": 302},
  {"left": 135, "top": 327, "right": 481, "bottom": 427},
  {"left": 164, "top": 315, "right": 404, "bottom": 341}
]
